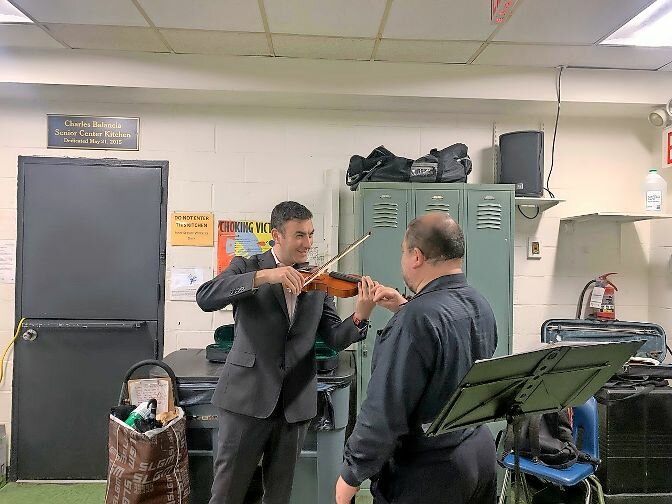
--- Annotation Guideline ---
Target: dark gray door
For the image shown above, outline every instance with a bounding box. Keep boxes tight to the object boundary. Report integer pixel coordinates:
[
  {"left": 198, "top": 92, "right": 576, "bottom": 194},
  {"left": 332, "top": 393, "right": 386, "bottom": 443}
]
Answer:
[
  {"left": 19, "top": 158, "right": 164, "bottom": 319},
  {"left": 12, "top": 320, "right": 158, "bottom": 480},
  {"left": 12, "top": 157, "right": 168, "bottom": 480}
]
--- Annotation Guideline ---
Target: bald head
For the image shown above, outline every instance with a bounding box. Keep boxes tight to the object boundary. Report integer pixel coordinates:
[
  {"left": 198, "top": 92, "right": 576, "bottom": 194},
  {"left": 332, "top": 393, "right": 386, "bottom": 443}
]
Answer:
[{"left": 404, "top": 213, "right": 465, "bottom": 262}]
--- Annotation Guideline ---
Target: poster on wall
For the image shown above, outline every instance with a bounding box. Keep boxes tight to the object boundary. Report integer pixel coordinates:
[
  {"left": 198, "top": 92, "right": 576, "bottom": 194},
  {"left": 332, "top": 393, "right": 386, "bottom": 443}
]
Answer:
[
  {"left": 664, "top": 126, "right": 672, "bottom": 169},
  {"left": 217, "top": 220, "right": 273, "bottom": 274},
  {"left": 171, "top": 212, "right": 214, "bottom": 246}
]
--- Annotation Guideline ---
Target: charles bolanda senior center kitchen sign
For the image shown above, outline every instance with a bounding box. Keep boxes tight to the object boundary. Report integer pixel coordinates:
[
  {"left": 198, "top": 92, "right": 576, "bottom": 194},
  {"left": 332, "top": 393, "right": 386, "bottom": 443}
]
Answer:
[{"left": 47, "top": 115, "right": 139, "bottom": 150}]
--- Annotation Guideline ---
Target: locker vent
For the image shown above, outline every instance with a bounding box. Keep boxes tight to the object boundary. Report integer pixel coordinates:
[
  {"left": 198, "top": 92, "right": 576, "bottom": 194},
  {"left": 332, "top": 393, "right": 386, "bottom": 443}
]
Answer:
[
  {"left": 476, "top": 203, "right": 502, "bottom": 229},
  {"left": 372, "top": 203, "right": 399, "bottom": 228},
  {"left": 424, "top": 203, "right": 451, "bottom": 214}
]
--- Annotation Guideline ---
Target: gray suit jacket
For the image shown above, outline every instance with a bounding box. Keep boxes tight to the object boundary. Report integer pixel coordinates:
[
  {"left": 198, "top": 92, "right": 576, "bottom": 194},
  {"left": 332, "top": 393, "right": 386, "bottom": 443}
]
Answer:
[{"left": 196, "top": 249, "right": 364, "bottom": 423}]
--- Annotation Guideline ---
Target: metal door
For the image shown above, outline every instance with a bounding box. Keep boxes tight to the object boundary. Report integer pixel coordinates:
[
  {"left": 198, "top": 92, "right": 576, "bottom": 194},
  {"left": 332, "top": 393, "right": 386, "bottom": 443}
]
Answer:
[
  {"left": 414, "top": 188, "right": 462, "bottom": 224},
  {"left": 17, "top": 157, "right": 166, "bottom": 320},
  {"left": 11, "top": 321, "right": 157, "bottom": 479},
  {"left": 465, "top": 189, "right": 512, "bottom": 358},
  {"left": 359, "top": 187, "right": 408, "bottom": 404},
  {"left": 12, "top": 157, "right": 168, "bottom": 480}
]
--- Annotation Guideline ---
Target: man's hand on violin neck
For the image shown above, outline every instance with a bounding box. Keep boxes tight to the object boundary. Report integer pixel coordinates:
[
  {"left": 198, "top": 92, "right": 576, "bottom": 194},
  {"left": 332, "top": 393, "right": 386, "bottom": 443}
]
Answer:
[
  {"left": 254, "top": 266, "right": 304, "bottom": 295},
  {"left": 372, "top": 285, "right": 407, "bottom": 313},
  {"left": 354, "top": 275, "right": 377, "bottom": 320}
]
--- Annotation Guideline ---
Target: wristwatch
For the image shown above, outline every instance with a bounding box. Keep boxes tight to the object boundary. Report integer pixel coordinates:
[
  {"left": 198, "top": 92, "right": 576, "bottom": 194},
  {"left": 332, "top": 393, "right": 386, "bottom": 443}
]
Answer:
[{"left": 352, "top": 314, "right": 369, "bottom": 331}]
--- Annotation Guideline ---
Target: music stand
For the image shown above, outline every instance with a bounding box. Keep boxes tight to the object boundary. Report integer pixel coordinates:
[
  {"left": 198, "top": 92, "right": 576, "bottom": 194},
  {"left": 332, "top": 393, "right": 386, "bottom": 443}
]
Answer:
[{"left": 424, "top": 340, "right": 644, "bottom": 502}]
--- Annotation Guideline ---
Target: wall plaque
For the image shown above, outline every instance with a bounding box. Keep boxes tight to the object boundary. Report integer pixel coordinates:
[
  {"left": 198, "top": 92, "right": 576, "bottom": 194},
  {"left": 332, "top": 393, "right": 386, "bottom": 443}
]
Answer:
[{"left": 47, "top": 115, "right": 139, "bottom": 150}]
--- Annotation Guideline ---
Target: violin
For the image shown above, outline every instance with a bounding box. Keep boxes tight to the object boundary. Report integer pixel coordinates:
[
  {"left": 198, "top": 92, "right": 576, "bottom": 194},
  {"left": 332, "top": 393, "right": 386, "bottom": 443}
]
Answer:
[
  {"left": 298, "top": 232, "right": 371, "bottom": 299},
  {"left": 297, "top": 267, "right": 362, "bottom": 298}
]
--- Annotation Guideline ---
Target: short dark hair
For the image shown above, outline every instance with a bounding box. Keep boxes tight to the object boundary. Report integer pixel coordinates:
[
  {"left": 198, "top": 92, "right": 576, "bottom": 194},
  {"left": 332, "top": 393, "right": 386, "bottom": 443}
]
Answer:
[
  {"left": 404, "top": 214, "right": 465, "bottom": 261},
  {"left": 271, "top": 201, "right": 313, "bottom": 232}
]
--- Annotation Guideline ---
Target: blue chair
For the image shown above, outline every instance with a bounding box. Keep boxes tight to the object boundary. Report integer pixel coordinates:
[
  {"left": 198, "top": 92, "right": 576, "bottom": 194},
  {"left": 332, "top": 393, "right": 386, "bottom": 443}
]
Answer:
[{"left": 498, "top": 397, "right": 604, "bottom": 504}]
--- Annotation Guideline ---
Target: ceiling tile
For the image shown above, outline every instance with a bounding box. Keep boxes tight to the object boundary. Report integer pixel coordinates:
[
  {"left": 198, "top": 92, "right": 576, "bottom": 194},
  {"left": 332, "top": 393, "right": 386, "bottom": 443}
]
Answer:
[
  {"left": 494, "top": 0, "right": 655, "bottom": 44},
  {"left": 138, "top": 0, "right": 264, "bottom": 31},
  {"left": 264, "top": 0, "right": 386, "bottom": 37},
  {"left": 0, "top": 24, "right": 63, "bottom": 48},
  {"left": 384, "top": 0, "right": 496, "bottom": 41},
  {"left": 162, "top": 29, "right": 269, "bottom": 55},
  {"left": 375, "top": 39, "right": 482, "bottom": 64},
  {"left": 474, "top": 43, "right": 672, "bottom": 70},
  {"left": 43, "top": 24, "right": 169, "bottom": 52},
  {"left": 273, "top": 34, "right": 374, "bottom": 60},
  {"left": 13, "top": 0, "right": 148, "bottom": 26}
]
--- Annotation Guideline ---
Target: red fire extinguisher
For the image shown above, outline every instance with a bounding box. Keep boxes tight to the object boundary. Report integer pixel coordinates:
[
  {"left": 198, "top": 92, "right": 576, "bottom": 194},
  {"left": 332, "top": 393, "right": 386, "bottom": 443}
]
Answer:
[{"left": 586, "top": 273, "right": 618, "bottom": 320}]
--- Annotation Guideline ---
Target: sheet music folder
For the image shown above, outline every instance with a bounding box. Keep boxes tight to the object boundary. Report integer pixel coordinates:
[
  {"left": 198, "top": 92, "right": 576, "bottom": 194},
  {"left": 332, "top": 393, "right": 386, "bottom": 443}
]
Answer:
[{"left": 425, "top": 340, "right": 644, "bottom": 437}]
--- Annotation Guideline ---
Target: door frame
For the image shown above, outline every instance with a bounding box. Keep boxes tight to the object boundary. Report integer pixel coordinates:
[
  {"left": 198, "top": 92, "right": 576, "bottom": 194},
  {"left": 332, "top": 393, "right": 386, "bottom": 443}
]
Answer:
[{"left": 12, "top": 156, "right": 168, "bottom": 480}]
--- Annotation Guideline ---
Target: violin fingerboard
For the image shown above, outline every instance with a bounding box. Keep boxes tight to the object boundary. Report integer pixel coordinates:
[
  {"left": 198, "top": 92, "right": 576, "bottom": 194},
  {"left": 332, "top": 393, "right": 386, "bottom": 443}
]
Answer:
[{"left": 329, "top": 271, "right": 360, "bottom": 284}]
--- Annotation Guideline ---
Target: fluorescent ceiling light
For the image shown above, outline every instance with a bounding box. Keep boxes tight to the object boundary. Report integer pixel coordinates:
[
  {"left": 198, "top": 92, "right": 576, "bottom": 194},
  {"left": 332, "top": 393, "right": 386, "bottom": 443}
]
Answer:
[
  {"left": 602, "top": 0, "right": 672, "bottom": 47},
  {"left": 0, "top": 0, "right": 32, "bottom": 23}
]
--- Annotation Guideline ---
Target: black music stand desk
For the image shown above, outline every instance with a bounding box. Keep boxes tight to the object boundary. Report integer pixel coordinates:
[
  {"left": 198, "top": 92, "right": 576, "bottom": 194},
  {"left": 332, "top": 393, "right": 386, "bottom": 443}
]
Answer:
[{"left": 425, "top": 340, "right": 644, "bottom": 437}]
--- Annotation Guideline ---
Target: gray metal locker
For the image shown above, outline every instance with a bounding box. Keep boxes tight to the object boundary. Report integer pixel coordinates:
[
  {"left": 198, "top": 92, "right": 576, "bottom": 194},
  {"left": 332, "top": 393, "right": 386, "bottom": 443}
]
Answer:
[
  {"left": 413, "top": 188, "right": 462, "bottom": 225},
  {"left": 356, "top": 185, "right": 409, "bottom": 403},
  {"left": 464, "top": 186, "right": 513, "bottom": 358},
  {"left": 355, "top": 182, "right": 513, "bottom": 405}
]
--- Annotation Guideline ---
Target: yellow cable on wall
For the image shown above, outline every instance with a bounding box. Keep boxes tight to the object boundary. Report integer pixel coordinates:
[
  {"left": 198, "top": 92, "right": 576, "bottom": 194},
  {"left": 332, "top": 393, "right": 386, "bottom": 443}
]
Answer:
[{"left": 0, "top": 317, "right": 25, "bottom": 385}]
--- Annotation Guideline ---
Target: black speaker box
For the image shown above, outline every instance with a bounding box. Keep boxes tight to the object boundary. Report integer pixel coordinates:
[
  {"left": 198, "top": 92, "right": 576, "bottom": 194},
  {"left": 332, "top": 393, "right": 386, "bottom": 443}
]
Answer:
[
  {"left": 595, "top": 387, "right": 672, "bottom": 496},
  {"left": 498, "top": 130, "right": 544, "bottom": 197}
]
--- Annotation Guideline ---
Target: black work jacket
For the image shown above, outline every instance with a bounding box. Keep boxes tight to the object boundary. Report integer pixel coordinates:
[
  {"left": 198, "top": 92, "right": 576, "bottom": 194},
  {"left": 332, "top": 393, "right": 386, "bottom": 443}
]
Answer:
[{"left": 341, "top": 273, "right": 498, "bottom": 486}]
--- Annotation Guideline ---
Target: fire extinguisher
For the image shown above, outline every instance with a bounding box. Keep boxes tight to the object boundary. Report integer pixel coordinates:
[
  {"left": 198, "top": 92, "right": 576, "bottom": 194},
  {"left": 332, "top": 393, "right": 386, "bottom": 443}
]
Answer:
[{"left": 579, "top": 273, "right": 618, "bottom": 320}]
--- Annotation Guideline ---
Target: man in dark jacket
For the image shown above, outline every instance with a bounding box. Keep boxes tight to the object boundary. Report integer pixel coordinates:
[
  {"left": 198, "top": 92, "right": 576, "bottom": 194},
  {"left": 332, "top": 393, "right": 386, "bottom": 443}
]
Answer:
[
  {"left": 197, "top": 201, "right": 377, "bottom": 504},
  {"left": 336, "top": 213, "right": 498, "bottom": 504}
]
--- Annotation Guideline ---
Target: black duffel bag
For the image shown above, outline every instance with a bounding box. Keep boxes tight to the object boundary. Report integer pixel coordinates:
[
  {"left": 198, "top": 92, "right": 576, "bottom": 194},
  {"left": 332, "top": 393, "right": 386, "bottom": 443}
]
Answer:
[
  {"left": 346, "top": 146, "right": 412, "bottom": 191},
  {"left": 410, "top": 143, "right": 472, "bottom": 183}
]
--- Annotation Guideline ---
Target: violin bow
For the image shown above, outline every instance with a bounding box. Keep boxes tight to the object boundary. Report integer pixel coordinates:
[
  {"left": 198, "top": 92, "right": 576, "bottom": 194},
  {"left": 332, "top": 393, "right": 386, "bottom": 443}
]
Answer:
[{"left": 302, "top": 231, "right": 372, "bottom": 288}]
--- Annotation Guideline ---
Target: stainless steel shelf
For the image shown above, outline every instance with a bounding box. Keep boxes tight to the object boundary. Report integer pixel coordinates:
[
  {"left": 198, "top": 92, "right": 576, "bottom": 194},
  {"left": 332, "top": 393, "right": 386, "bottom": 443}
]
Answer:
[
  {"left": 515, "top": 197, "right": 564, "bottom": 212},
  {"left": 561, "top": 212, "right": 672, "bottom": 223}
]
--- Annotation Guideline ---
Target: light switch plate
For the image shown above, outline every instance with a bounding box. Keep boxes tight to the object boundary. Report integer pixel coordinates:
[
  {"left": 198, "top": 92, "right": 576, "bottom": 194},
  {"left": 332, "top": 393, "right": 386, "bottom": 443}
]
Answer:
[{"left": 527, "top": 237, "right": 542, "bottom": 259}]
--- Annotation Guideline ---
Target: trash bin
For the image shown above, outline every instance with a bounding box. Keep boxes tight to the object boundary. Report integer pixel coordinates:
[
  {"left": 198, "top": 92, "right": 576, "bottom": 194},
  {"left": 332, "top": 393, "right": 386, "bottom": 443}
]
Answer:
[{"left": 291, "top": 369, "right": 353, "bottom": 504}]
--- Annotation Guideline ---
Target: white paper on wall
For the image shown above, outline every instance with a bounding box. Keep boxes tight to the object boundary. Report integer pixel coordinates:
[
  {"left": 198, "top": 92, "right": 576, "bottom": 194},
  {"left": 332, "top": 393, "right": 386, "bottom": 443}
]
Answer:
[
  {"left": 170, "top": 267, "right": 210, "bottom": 301},
  {"left": 0, "top": 240, "right": 16, "bottom": 284}
]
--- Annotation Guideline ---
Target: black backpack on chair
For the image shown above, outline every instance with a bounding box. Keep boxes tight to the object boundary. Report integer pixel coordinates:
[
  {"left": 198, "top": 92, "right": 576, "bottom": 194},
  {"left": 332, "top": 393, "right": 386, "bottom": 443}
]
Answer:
[{"left": 501, "top": 409, "right": 598, "bottom": 469}]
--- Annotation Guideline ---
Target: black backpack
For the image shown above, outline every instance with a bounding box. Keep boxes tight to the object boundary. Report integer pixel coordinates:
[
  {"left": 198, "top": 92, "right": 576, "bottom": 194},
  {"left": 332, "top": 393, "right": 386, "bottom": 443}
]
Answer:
[
  {"left": 501, "top": 409, "right": 598, "bottom": 469},
  {"left": 410, "top": 143, "right": 472, "bottom": 183}
]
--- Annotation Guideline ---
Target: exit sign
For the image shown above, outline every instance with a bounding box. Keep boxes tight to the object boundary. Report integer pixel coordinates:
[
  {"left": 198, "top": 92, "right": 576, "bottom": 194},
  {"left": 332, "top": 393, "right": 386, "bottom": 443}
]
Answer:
[{"left": 492, "top": 0, "right": 518, "bottom": 24}]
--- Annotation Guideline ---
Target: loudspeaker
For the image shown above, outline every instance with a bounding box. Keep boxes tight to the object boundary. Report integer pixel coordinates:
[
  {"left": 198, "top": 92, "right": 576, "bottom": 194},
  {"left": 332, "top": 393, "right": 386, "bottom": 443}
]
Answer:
[
  {"left": 498, "top": 131, "right": 544, "bottom": 197},
  {"left": 596, "top": 387, "right": 672, "bottom": 495}
]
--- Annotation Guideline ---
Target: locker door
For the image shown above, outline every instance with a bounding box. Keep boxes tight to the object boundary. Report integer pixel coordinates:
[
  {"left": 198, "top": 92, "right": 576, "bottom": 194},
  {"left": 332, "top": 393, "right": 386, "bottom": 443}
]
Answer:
[
  {"left": 414, "top": 189, "right": 462, "bottom": 225},
  {"left": 465, "top": 190, "right": 512, "bottom": 358},
  {"left": 359, "top": 188, "right": 408, "bottom": 405}
]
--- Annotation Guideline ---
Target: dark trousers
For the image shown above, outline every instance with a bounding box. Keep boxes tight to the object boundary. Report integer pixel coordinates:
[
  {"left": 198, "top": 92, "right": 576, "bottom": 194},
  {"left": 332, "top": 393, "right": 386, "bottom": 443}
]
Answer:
[
  {"left": 371, "top": 426, "right": 497, "bottom": 504},
  {"left": 209, "top": 407, "right": 309, "bottom": 504}
]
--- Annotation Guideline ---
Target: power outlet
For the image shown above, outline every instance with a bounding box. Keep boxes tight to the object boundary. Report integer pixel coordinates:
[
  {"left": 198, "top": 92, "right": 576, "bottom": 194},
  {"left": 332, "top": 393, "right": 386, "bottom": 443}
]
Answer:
[{"left": 527, "top": 237, "right": 542, "bottom": 259}]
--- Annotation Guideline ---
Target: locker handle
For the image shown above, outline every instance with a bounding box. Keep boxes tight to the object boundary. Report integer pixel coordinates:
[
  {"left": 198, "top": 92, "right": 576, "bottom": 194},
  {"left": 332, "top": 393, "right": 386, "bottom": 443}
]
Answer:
[
  {"left": 431, "top": 195, "right": 444, "bottom": 200},
  {"left": 22, "top": 321, "right": 146, "bottom": 330},
  {"left": 379, "top": 194, "right": 391, "bottom": 199}
]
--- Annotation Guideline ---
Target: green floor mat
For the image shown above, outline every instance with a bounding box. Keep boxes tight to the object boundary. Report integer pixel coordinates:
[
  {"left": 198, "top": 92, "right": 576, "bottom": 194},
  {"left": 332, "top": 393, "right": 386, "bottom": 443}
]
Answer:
[{"left": 0, "top": 482, "right": 106, "bottom": 504}]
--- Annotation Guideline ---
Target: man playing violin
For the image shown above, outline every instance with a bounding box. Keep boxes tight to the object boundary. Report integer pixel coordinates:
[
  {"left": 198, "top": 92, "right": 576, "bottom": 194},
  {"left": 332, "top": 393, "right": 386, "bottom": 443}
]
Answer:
[{"left": 196, "top": 200, "right": 378, "bottom": 504}]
